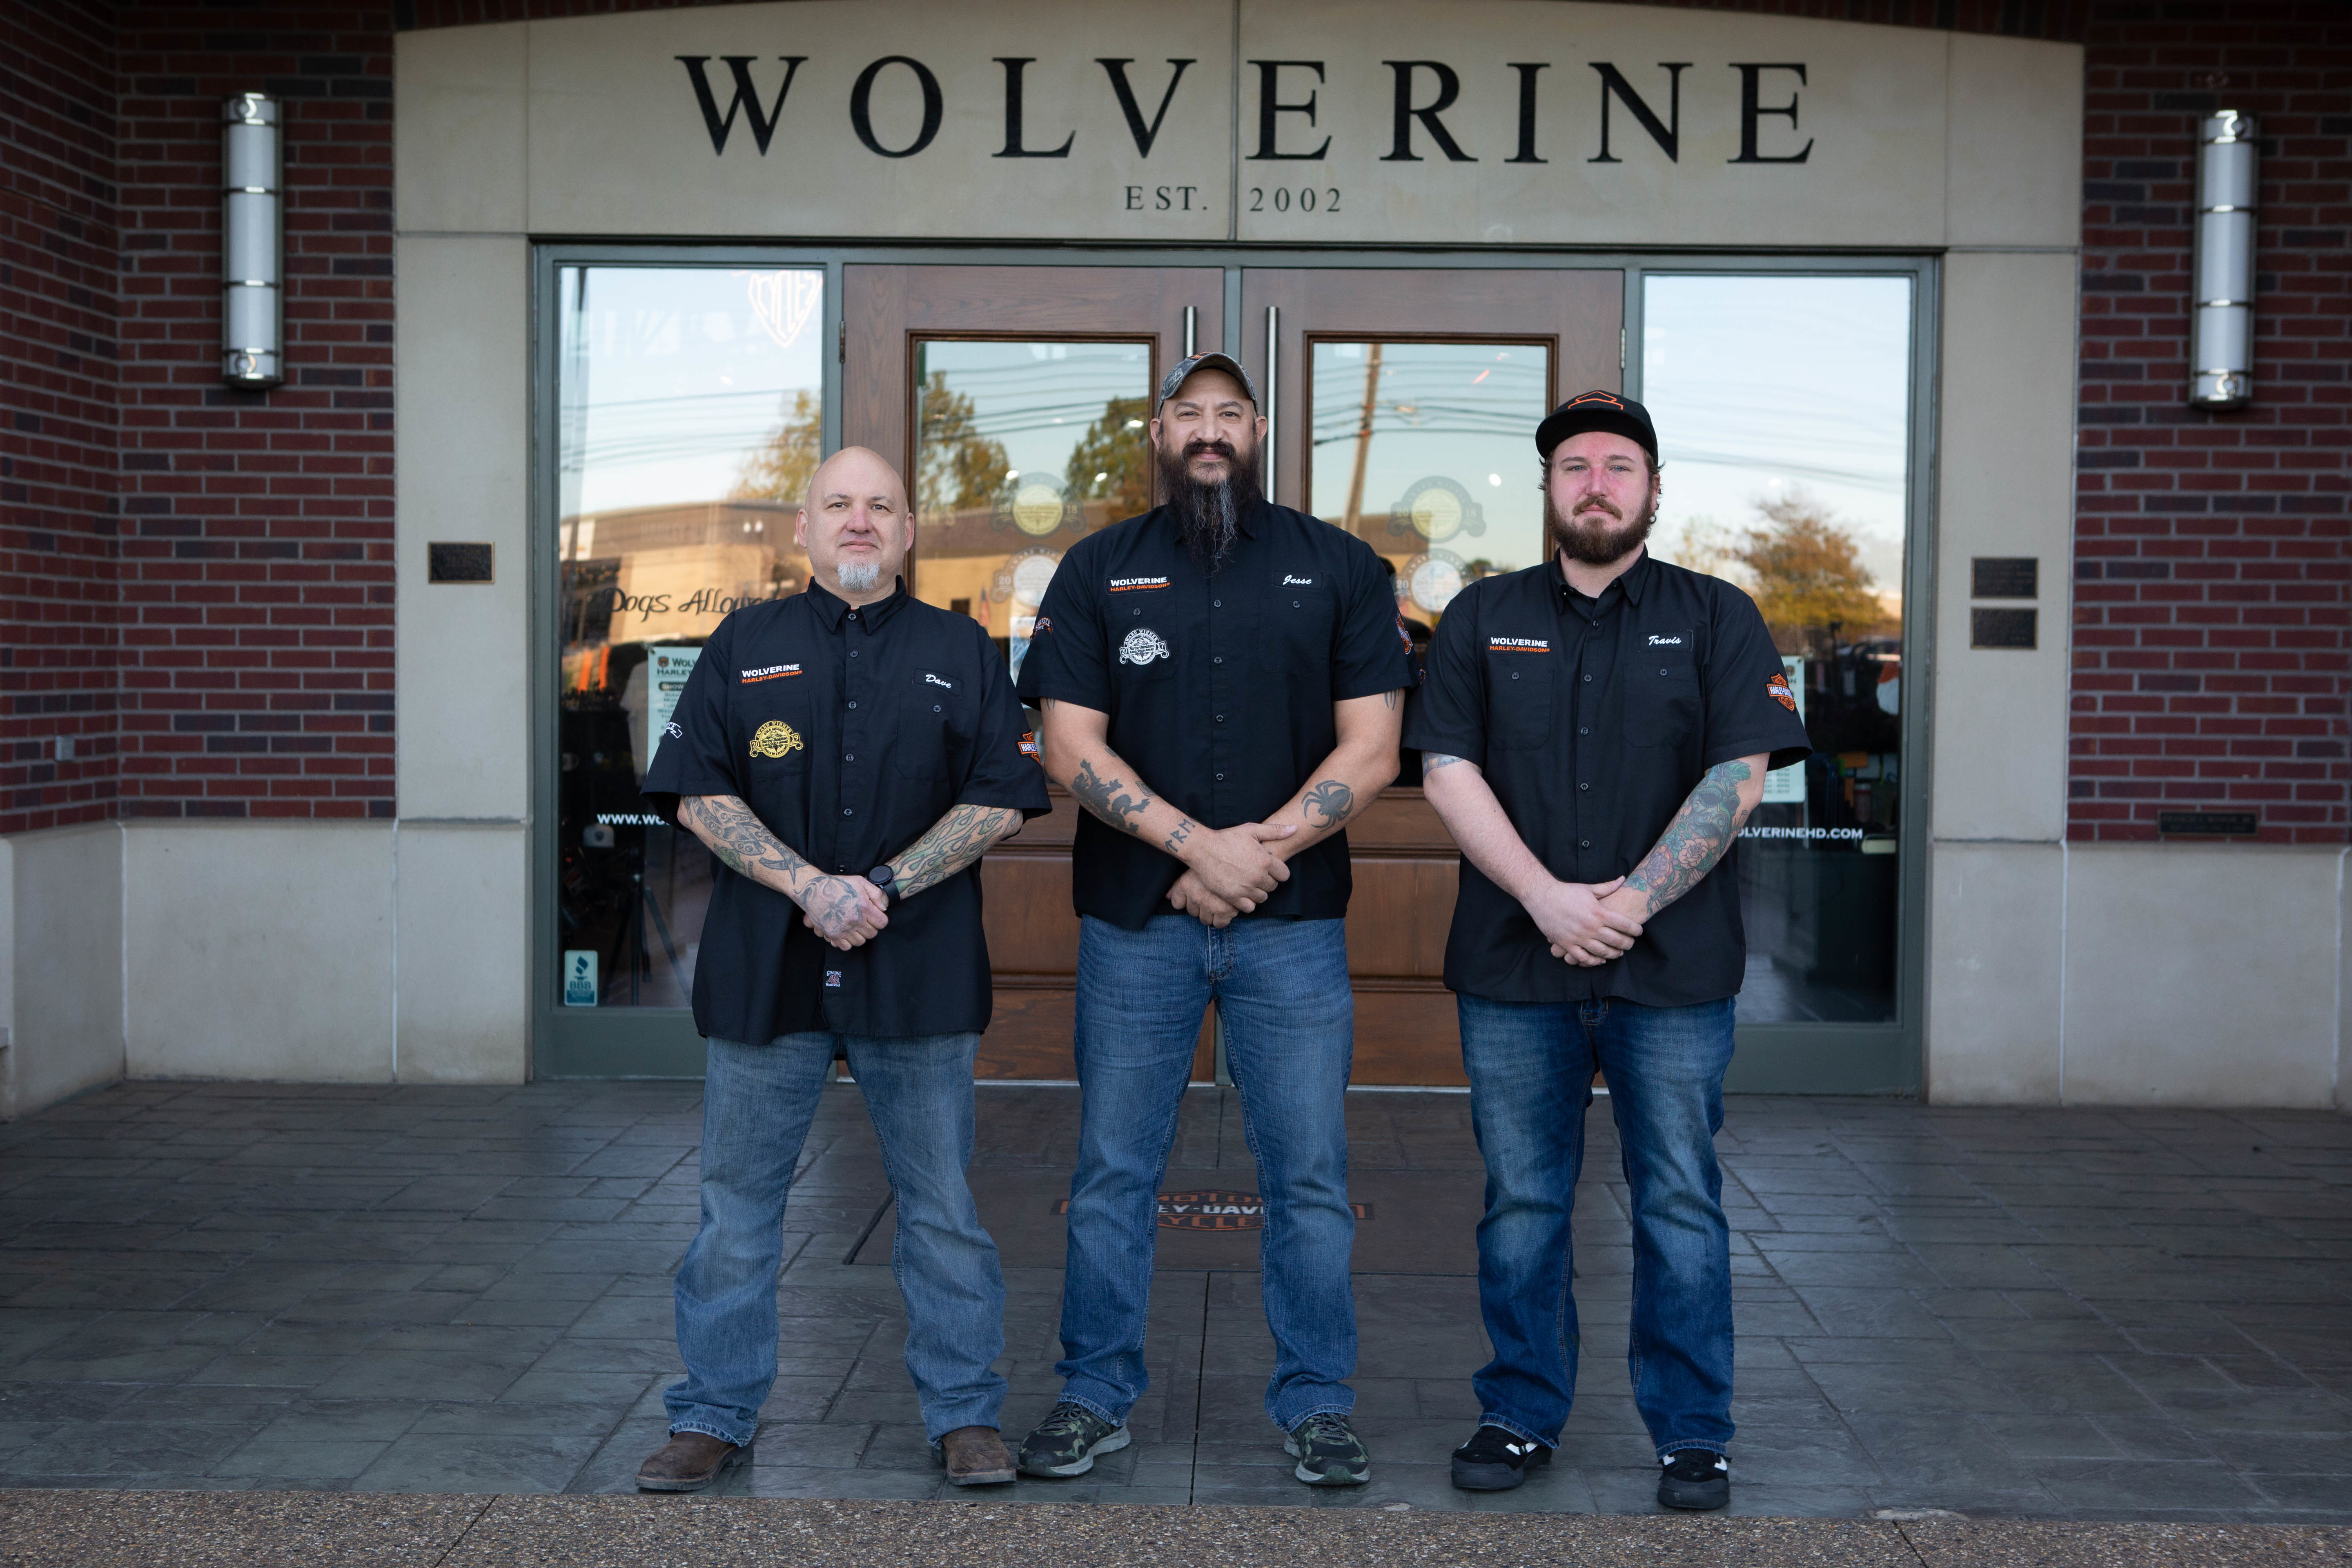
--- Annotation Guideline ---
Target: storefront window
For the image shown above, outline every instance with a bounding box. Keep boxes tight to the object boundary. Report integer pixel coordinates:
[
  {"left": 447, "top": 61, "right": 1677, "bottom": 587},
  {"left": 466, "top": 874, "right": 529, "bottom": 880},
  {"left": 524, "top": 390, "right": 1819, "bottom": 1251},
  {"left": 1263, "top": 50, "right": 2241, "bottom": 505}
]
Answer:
[
  {"left": 1304, "top": 340, "right": 1551, "bottom": 635},
  {"left": 1642, "top": 274, "right": 1914, "bottom": 1023},
  {"left": 907, "top": 339, "right": 1155, "bottom": 681},
  {"left": 554, "top": 265, "right": 826, "bottom": 1007}
]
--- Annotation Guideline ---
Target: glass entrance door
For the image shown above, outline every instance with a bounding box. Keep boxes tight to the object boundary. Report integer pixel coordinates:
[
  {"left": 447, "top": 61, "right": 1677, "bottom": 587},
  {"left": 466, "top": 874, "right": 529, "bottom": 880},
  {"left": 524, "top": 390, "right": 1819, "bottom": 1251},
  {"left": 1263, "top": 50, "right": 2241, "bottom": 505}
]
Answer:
[
  {"left": 842, "top": 265, "right": 1225, "bottom": 1080},
  {"left": 1244, "top": 269, "right": 1625, "bottom": 1084}
]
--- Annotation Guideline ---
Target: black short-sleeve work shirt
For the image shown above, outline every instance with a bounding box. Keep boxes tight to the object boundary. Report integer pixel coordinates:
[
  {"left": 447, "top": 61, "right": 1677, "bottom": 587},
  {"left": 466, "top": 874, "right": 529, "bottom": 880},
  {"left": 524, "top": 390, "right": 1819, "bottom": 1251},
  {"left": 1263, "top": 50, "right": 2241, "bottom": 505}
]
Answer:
[
  {"left": 1402, "top": 550, "right": 1811, "bottom": 1007},
  {"left": 1016, "top": 502, "right": 1416, "bottom": 929},
  {"left": 642, "top": 580, "right": 1051, "bottom": 1042}
]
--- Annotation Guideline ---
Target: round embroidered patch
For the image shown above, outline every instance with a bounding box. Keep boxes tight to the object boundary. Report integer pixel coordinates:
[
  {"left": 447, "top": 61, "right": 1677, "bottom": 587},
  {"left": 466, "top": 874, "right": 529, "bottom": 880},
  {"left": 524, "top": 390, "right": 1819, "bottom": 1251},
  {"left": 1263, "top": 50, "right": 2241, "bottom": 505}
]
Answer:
[
  {"left": 1118, "top": 628, "right": 1172, "bottom": 666},
  {"left": 750, "top": 719, "right": 803, "bottom": 758}
]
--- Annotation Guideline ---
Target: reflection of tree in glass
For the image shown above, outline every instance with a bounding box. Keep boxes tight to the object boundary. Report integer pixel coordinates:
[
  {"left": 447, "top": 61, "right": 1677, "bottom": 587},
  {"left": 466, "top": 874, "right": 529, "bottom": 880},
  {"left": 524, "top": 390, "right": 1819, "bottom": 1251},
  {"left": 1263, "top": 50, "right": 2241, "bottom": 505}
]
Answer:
[
  {"left": 1735, "top": 489, "right": 1894, "bottom": 644},
  {"left": 731, "top": 389, "right": 824, "bottom": 505},
  {"left": 918, "top": 373, "right": 1012, "bottom": 517},
  {"left": 1064, "top": 396, "right": 1153, "bottom": 521}
]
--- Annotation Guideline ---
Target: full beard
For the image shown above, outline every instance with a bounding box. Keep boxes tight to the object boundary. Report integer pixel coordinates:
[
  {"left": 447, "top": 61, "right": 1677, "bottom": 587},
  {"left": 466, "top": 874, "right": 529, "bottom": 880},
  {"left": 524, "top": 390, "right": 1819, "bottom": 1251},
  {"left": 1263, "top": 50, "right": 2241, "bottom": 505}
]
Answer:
[
  {"left": 1545, "top": 488, "right": 1658, "bottom": 567},
  {"left": 1156, "top": 438, "right": 1263, "bottom": 572},
  {"left": 835, "top": 559, "right": 883, "bottom": 595}
]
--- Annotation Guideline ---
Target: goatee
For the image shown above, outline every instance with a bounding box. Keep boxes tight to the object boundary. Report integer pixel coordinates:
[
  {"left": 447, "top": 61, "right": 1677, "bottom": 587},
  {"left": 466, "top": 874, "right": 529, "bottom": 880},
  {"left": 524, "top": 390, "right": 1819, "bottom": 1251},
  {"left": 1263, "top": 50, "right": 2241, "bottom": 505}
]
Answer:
[
  {"left": 1545, "top": 488, "right": 1657, "bottom": 567},
  {"left": 1156, "top": 438, "right": 1263, "bottom": 572}
]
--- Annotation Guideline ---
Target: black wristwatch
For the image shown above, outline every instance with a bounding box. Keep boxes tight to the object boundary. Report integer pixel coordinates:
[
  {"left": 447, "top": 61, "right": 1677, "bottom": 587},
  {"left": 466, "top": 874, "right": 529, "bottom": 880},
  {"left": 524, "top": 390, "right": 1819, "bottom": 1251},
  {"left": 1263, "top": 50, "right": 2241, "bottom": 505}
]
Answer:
[{"left": 867, "top": 864, "right": 896, "bottom": 905}]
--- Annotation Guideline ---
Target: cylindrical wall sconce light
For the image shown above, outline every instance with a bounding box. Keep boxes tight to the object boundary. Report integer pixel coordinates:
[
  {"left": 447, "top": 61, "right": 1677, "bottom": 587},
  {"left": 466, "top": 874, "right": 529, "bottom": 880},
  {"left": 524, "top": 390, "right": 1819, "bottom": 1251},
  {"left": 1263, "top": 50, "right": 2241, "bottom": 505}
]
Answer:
[
  {"left": 221, "top": 93, "right": 283, "bottom": 389},
  {"left": 2189, "top": 109, "right": 2258, "bottom": 410}
]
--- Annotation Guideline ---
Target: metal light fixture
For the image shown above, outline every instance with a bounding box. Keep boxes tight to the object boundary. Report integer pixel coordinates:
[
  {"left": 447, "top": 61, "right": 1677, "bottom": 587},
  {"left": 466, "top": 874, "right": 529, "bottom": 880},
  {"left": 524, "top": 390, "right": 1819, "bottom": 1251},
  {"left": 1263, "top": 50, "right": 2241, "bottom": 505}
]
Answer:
[
  {"left": 2189, "top": 109, "right": 2257, "bottom": 409},
  {"left": 221, "top": 93, "right": 282, "bottom": 389}
]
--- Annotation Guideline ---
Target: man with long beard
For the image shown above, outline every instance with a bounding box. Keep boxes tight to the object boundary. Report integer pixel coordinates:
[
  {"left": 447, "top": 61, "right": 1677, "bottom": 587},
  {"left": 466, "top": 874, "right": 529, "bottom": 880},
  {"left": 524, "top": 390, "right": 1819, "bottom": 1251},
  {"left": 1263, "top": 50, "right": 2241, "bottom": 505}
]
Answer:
[
  {"left": 1403, "top": 392, "right": 1810, "bottom": 1510},
  {"left": 1012, "top": 354, "right": 1413, "bottom": 1486}
]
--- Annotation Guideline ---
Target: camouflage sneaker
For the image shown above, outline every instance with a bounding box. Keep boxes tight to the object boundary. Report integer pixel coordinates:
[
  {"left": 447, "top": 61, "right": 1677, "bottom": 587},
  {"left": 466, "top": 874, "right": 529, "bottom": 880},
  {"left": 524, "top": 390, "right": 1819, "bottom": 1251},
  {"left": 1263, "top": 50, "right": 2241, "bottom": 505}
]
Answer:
[
  {"left": 1658, "top": 1448, "right": 1730, "bottom": 1510},
  {"left": 1284, "top": 1412, "right": 1371, "bottom": 1486},
  {"left": 1017, "top": 1401, "right": 1130, "bottom": 1478}
]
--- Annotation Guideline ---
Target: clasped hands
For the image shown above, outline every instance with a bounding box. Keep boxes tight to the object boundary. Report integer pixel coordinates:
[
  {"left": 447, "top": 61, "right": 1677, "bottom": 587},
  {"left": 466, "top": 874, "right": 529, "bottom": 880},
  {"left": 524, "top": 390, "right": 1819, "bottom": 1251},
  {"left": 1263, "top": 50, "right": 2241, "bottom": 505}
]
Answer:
[
  {"left": 1527, "top": 876, "right": 1647, "bottom": 967},
  {"left": 1165, "top": 822, "right": 1298, "bottom": 929},
  {"left": 795, "top": 873, "right": 890, "bottom": 952}
]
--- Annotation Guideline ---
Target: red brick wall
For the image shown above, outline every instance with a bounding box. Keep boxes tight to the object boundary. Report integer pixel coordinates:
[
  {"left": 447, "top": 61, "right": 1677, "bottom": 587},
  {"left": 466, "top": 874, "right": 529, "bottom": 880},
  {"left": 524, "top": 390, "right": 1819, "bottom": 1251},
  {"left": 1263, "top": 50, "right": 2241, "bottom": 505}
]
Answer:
[
  {"left": 2070, "top": 5, "right": 2352, "bottom": 843},
  {"left": 0, "top": 2, "right": 120, "bottom": 838},
  {"left": 114, "top": 7, "right": 398, "bottom": 820}
]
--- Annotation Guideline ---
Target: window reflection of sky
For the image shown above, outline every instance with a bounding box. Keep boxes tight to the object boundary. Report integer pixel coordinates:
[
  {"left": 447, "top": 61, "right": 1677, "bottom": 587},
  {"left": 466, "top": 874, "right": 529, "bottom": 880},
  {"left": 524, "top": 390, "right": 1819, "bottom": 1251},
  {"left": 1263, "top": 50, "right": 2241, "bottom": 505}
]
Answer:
[
  {"left": 559, "top": 267, "right": 824, "bottom": 516},
  {"left": 1641, "top": 276, "right": 1913, "bottom": 593},
  {"left": 1307, "top": 341, "right": 1550, "bottom": 574},
  {"left": 914, "top": 341, "right": 1152, "bottom": 483}
]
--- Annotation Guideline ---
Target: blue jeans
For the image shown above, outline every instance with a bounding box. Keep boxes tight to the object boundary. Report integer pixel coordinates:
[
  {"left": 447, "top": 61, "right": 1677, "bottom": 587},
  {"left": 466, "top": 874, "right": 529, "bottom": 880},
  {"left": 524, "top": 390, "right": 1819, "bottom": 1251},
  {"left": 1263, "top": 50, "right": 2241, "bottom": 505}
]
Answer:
[
  {"left": 1457, "top": 993, "right": 1737, "bottom": 1460},
  {"left": 1057, "top": 914, "right": 1356, "bottom": 1431},
  {"left": 665, "top": 1031, "right": 1006, "bottom": 1446}
]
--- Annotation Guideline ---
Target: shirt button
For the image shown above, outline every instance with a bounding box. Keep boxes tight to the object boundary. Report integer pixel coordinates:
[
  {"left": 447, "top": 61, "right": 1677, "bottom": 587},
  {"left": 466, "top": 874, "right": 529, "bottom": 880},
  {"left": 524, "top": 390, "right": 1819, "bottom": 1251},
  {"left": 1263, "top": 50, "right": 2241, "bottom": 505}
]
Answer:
[
  {"left": 1134, "top": 607, "right": 1142, "bottom": 617},
  {"left": 844, "top": 753, "right": 854, "bottom": 761},
  {"left": 848, "top": 701, "right": 858, "bottom": 709},
  {"left": 1578, "top": 782, "right": 1590, "bottom": 791},
  {"left": 1510, "top": 671, "right": 1520, "bottom": 681},
  {"left": 1581, "top": 838, "right": 1592, "bottom": 849},
  {"left": 1582, "top": 674, "right": 1592, "bottom": 683},
  {"left": 1659, "top": 666, "right": 1668, "bottom": 675},
  {"left": 843, "top": 808, "right": 854, "bottom": 816},
  {"left": 849, "top": 650, "right": 858, "bottom": 658},
  {"left": 1213, "top": 656, "right": 1224, "bottom": 665},
  {"left": 1215, "top": 715, "right": 1224, "bottom": 723},
  {"left": 1214, "top": 772, "right": 1224, "bottom": 782},
  {"left": 933, "top": 704, "right": 941, "bottom": 713},
  {"left": 1292, "top": 599, "right": 1301, "bottom": 607},
  {"left": 1579, "top": 727, "right": 1590, "bottom": 736},
  {"left": 1213, "top": 599, "right": 1221, "bottom": 608}
]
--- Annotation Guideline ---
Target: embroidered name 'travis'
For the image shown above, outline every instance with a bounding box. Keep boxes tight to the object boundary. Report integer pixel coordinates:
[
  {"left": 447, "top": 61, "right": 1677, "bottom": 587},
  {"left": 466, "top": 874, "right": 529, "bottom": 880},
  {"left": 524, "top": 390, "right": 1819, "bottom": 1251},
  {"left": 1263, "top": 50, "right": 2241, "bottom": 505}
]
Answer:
[
  {"left": 1647, "top": 635, "right": 1684, "bottom": 646},
  {"left": 1108, "top": 576, "right": 1171, "bottom": 592},
  {"left": 740, "top": 664, "right": 802, "bottom": 682},
  {"left": 1489, "top": 637, "right": 1550, "bottom": 652}
]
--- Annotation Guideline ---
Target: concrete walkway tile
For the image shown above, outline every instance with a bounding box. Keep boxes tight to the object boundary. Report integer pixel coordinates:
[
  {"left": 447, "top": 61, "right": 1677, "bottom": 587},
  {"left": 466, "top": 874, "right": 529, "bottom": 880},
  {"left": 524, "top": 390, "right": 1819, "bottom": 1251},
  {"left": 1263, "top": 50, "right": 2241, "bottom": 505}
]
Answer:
[
  {"left": 350, "top": 1432, "right": 603, "bottom": 1494},
  {"left": 2036, "top": 1458, "right": 2272, "bottom": 1511},
  {"left": 207, "top": 1438, "right": 391, "bottom": 1480}
]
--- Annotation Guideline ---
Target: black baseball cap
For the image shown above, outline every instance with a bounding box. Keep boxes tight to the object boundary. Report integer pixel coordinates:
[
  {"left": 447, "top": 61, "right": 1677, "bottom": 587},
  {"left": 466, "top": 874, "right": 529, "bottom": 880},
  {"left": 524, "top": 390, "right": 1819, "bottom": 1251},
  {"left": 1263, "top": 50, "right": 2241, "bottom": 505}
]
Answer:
[
  {"left": 1536, "top": 389, "right": 1659, "bottom": 465},
  {"left": 1154, "top": 352, "right": 1260, "bottom": 414}
]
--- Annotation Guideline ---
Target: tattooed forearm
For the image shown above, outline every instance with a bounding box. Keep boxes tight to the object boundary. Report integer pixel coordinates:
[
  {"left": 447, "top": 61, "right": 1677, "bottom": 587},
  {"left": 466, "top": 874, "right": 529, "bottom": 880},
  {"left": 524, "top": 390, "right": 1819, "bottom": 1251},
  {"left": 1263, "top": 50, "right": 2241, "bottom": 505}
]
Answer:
[
  {"left": 887, "top": 804, "right": 1024, "bottom": 901},
  {"left": 1164, "top": 817, "right": 1194, "bottom": 854},
  {"left": 1071, "top": 756, "right": 1152, "bottom": 835},
  {"left": 1422, "top": 753, "right": 1468, "bottom": 778},
  {"left": 1303, "top": 780, "right": 1354, "bottom": 827},
  {"left": 681, "top": 795, "right": 811, "bottom": 889},
  {"left": 1620, "top": 761, "right": 1755, "bottom": 918}
]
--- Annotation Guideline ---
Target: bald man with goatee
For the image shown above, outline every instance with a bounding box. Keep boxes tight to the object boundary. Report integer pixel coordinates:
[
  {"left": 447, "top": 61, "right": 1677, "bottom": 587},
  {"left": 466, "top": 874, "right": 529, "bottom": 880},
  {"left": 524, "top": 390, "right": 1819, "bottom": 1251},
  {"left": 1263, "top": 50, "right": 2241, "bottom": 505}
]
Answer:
[{"left": 636, "top": 447, "right": 1051, "bottom": 1492}]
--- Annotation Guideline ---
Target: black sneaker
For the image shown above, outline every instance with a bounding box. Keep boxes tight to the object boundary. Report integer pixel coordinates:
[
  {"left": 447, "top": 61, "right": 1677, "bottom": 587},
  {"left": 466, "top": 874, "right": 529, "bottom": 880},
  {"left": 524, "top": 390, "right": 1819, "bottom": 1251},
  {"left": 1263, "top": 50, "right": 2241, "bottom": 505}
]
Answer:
[
  {"left": 1017, "top": 1401, "right": 1130, "bottom": 1477},
  {"left": 1450, "top": 1424, "right": 1551, "bottom": 1491},
  {"left": 1658, "top": 1448, "right": 1730, "bottom": 1510},
  {"left": 1284, "top": 1412, "right": 1371, "bottom": 1486}
]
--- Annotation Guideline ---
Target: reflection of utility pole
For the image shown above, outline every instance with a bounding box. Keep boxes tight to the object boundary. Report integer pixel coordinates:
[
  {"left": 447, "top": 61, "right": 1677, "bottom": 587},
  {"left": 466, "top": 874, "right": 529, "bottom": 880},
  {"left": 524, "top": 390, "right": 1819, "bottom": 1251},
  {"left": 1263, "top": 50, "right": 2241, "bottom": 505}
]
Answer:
[{"left": 1340, "top": 343, "right": 1382, "bottom": 533}]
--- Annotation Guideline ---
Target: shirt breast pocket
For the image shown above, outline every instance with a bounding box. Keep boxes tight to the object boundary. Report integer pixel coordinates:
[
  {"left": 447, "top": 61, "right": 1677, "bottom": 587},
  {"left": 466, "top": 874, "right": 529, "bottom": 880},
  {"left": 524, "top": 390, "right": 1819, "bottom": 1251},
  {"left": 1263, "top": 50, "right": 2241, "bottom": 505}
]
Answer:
[
  {"left": 1487, "top": 654, "right": 1557, "bottom": 749},
  {"left": 895, "top": 670, "right": 974, "bottom": 780},
  {"left": 1258, "top": 585, "right": 1336, "bottom": 670},
  {"left": 1625, "top": 640, "right": 1700, "bottom": 748}
]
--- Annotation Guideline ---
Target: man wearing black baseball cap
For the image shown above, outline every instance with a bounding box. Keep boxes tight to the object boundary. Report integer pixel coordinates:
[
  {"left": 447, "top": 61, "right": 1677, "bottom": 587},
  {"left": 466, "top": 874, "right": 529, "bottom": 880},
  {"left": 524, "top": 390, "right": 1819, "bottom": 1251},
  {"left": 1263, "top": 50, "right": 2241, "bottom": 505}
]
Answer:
[
  {"left": 1403, "top": 390, "right": 1810, "bottom": 1509},
  {"left": 1013, "top": 351, "right": 1414, "bottom": 1488}
]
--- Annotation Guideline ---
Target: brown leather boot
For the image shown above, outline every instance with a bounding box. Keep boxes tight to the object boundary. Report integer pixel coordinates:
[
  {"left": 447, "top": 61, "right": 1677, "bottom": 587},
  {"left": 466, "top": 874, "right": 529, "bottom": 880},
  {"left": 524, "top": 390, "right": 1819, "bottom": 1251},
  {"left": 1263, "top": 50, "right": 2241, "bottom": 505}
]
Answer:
[
  {"left": 636, "top": 1430, "right": 746, "bottom": 1492},
  {"left": 937, "top": 1425, "right": 1017, "bottom": 1486}
]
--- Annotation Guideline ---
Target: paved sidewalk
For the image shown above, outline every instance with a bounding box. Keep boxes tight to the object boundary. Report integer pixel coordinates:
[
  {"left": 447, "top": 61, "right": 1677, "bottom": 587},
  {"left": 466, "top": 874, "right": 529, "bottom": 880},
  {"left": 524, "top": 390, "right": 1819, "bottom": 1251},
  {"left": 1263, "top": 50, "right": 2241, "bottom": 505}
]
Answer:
[
  {"left": 3, "top": 1491, "right": 2350, "bottom": 1568},
  {"left": 0, "top": 1081, "right": 2346, "bottom": 1521}
]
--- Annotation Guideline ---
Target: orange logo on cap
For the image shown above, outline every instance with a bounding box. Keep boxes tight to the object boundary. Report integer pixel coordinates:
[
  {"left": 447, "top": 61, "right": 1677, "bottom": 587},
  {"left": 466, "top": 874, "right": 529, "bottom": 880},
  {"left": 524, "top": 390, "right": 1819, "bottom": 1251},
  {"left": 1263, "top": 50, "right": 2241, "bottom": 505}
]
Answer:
[{"left": 1564, "top": 391, "right": 1627, "bottom": 411}]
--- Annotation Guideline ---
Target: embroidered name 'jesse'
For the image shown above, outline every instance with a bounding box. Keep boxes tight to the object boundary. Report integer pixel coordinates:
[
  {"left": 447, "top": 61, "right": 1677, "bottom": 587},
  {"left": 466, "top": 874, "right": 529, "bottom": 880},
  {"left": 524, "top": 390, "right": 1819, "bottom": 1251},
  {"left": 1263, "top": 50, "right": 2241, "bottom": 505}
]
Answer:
[{"left": 740, "top": 664, "right": 802, "bottom": 683}]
